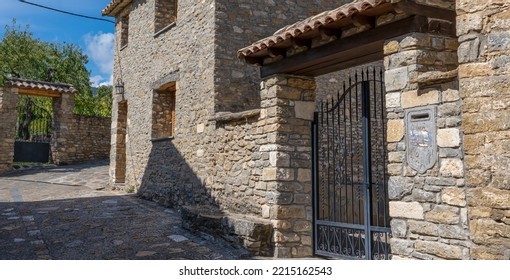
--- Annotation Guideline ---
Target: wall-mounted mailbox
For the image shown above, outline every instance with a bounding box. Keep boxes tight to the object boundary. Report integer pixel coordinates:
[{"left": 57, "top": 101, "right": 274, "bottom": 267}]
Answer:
[{"left": 405, "top": 106, "right": 437, "bottom": 173}]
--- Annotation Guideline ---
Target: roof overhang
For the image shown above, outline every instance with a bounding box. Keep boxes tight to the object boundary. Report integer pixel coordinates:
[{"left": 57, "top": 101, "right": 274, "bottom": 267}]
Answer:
[
  {"left": 6, "top": 78, "right": 76, "bottom": 98},
  {"left": 239, "top": 0, "right": 456, "bottom": 77},
  {"left": 102, "top": 0, "right": 132, "bottom": 17}
]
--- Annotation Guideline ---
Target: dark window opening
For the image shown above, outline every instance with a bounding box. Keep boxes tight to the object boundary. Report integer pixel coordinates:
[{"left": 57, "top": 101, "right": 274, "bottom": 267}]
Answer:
[
  {"left": 155, "top": 0, "right": 178, "bottom": 34},
  {"left": 152, "top": 82, "right": 176, "bottom": 139},
  {"left": 120, "top": 14, "right": 129, "bottom": 48}
]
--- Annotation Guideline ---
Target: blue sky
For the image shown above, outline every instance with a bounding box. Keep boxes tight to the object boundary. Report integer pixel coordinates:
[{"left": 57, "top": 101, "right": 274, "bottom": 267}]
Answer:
[{"left": 0, "top": 0, "right": 114, "bottom": 86}]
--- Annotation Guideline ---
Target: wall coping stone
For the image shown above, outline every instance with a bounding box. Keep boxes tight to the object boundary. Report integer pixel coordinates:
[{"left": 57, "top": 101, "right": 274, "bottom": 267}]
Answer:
[
  {"left": 211, "top": 109, "right": 261, "bottom": 123},
  {"left": 151, "top": 136, "right": 174, "bottom": 142},
  {"left": 154, "top": 22, "right": 176, "bottom": 38}
]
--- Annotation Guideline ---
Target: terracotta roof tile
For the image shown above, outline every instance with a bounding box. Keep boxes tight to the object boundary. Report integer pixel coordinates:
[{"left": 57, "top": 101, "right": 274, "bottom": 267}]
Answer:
[
  {"left": 238, "top": 0, "right": 391, "bottom": 59},
  {"left": 7, "top": 78, "right": 76, "bottom": 94},
  {"left": 102, "top": 0, "right": 132, "bottom": 16}
]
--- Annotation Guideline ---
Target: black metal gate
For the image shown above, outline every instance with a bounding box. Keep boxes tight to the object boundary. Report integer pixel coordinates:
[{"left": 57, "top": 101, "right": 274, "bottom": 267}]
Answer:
[
  {"left": 14, "top": 97, "right": 52, "bottom": 163},
  {"left": 312, "top": 68, "right": 391, "bottom": 260}
]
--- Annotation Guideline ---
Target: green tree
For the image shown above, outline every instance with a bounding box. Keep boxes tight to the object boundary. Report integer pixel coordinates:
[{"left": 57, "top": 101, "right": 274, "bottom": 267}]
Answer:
[
  {"left": 95, "top": 85, "right": 113, "bottom": 117},
  {"left": 0, "top": 20, "right": 111, "bottom": 117}
]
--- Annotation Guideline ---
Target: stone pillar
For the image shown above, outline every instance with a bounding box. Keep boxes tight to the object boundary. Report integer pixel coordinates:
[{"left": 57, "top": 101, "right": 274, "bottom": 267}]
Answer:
[
  {"left": 51, "top": 92, "right": 75, "bottom": 165},
  {"left": 258, "top": 74, "right": 316, "bottom": 258},
  {"left": 384, "top": 32, "right": 469, "bottom": 259},
  {"left": 0, "top": 87, "right": 18, "bottom": 173},
  {"left": 457, "top": 0, "right": 510, "bottom": 260}
]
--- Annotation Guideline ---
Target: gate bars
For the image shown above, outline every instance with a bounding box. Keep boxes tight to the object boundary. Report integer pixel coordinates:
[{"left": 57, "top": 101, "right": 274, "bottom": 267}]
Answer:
[
  {"left": 312, "top": 68, "right": 391, "bottom": 260},
  {"left": 15, "top": 97, "right": 52, "bottom": 143}
]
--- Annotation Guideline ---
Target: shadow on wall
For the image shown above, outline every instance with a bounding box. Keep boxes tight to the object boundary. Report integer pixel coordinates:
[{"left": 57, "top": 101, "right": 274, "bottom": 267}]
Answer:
[
  {"left": 137, "top": 140, "right": 205, "bottom": 208},
  {"left": 136, "top": 139, "right": 274, "bottom": 257}
]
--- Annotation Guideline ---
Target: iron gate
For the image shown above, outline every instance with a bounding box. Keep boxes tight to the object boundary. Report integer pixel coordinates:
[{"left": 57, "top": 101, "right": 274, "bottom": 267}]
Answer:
[
  {"left": 312, "top": 68, "right": 391, "bottom": 260},
  {"left": 14, "top": 97, "right": 52, "bottom": 163}
]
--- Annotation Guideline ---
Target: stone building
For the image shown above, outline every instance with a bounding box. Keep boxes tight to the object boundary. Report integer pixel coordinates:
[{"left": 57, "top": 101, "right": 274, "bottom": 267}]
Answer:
[{"left": 104, "top": 0, "right": 510, "bottom": 259}]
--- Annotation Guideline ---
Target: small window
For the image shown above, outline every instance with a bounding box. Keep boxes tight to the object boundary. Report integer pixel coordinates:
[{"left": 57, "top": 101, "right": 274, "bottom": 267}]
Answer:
[
  {"left": 152, "top": 82, "right": 176, "bottom": 140},
  {"left": 155, "top": 0, "right": 178, "bottom": 33},
  {"left": 120, "top": 14, "right": 129, "bottom": 48}
]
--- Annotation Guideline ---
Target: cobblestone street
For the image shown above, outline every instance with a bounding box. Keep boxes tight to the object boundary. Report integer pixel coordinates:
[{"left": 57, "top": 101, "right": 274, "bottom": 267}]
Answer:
[{"left": 0, "top": 161, "right": 248, "bottom": 260}]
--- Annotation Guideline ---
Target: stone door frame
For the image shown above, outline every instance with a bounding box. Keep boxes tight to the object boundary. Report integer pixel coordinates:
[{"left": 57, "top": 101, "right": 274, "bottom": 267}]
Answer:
[{"left": 0, "top": 79, "right": 76, "bottom": 173}]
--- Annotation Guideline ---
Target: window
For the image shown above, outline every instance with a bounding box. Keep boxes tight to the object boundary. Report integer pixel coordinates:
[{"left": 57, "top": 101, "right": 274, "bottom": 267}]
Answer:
[
  {"left": 152, "top": 82, "right": 176, "bottom": 140},
  {"left": 120, "top": 14, "right": 129, "bottom": 48},
  {"left": 155, "top": 0, "right": 178, "bottom": 34}
]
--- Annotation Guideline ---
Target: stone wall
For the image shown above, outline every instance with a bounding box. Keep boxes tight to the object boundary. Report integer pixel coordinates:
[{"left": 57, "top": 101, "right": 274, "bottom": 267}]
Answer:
[
  {"left": 255, "top": 75, "right": 316, "bottom": 257},
  {"left": 111, "top": 0, "right": 217, "bottom": 193},
  {"left": 457, "top": 0, "right": 510, "bottom": 260},
  {"left": 0, "top": 87, "right": 18, "bottom": 173},
  {"left": 316, "top": 61, "right": 384, "bottom": 102},
  {"left": 383, "top": 31, "right": 469, "bottom": 259},
  {"left": 51, "top": 93, "right": 111, "bottom": 165},
  {"left": 214, "top": 0, "right": 347, "bottom": 112},
  {"left": 110, "top": 0, "right": 333, "bottom": 256},
  {"left": 50, "top": 114, "right": 111, "bottom": 165},
  {"left": 111, "top": 0, "right": 341, "bottom": 215}
]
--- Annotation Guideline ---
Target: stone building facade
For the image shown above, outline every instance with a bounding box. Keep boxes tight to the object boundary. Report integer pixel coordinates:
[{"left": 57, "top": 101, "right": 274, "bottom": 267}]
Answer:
[
  {"left": 105, "top": 0, "right": 510, "bottom": 259},
  {"left": 103, "top": 0, "right": 349, "bottom": 257}
]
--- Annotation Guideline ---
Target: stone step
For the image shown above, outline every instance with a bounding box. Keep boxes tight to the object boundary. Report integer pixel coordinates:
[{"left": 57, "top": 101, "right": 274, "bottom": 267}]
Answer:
[{"left": 181, "top": 206, "right": 273, "bottom": 257}]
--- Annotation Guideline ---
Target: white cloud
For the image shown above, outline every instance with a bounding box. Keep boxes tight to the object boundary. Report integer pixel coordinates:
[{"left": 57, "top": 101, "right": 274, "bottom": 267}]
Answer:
[
  {"left": 90, "top": 74, "right": 113, "bottom": 87},
  {"left": 84, "top": 32, "right": 114, "bottom": 77},
  {"left": 90, "top": 75, "right": 104, "bottom": 87},
  {"left": 99, "top": 74, "right": 114, "bottom": 87}
]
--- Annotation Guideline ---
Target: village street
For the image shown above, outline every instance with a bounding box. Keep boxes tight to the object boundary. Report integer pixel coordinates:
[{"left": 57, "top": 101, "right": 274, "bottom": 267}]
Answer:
[{"left": 0, "top": 161, "right": 248, "bottom": 260}]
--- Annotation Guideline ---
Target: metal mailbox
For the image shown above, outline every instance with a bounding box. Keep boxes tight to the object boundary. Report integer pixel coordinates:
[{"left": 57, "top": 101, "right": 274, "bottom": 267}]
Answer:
[{"left": 405, "top": 106, "right": 437, "bottom": 173}]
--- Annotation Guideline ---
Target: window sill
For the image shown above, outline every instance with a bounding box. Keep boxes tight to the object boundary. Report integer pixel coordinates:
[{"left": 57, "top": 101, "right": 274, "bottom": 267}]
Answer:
[
  {"left": 120, "top": 44, "right": 128, "bottom": 51},
  {"left": 154, "top": 22, "right": 176, "bottom": 38},
  {"left": 151, "top": 136, "right": 174, "bottom": 142}
]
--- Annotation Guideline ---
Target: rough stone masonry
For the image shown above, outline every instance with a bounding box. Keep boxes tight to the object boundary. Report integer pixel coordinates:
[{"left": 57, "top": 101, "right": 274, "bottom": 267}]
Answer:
[
  {"left": 105, "top": 0, "right": 510, "bottom": 259},
  {"left": 457, "top": 0, "right": 510, "bottom": 260},
  {"left": 106, "top": 0, "right": 350, "bottom": 257}
]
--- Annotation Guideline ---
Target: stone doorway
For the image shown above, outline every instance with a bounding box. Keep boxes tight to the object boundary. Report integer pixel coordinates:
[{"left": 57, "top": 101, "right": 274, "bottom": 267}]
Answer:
[
  {"left": 0, "top": 78, "right": 111, "bottom": 174},
  {"left": 13, "top": 95, "right": 53, "bottom": 163},
  {"left": 112, "top": 100, "right": 128, "bottom": 183}
]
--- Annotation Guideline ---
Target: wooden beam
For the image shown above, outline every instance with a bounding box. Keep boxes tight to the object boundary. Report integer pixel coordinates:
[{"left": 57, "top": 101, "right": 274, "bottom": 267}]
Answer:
[
  {"left": 297, "top": 51, "right": 384, "bottom": 77},
  {"left": 293, "top": 41, "right": 381, "bottom": 75},
  {"left": 260, "top": 16, "right": 428, "bottom": 78},
  {"left": 17, "top": 88, "right": 62, "bottom": 98},
  {"left": 393, "top": 0, "right": 456, "bottom": 22}
]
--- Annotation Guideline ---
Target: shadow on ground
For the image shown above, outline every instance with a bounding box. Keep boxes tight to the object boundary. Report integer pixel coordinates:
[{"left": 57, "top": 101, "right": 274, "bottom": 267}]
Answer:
[{"left": 0, "top": 194, "right": 249, "bottom": 260}]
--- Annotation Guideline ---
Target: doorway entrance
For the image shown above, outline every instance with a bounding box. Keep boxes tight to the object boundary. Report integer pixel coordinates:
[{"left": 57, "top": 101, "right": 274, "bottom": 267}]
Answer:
[
  {"left": 312, "top": 68, "right": 391, "bottom": 260},
  {"left": 13, "top": 96, "right": 52, "bottom": 163}
]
